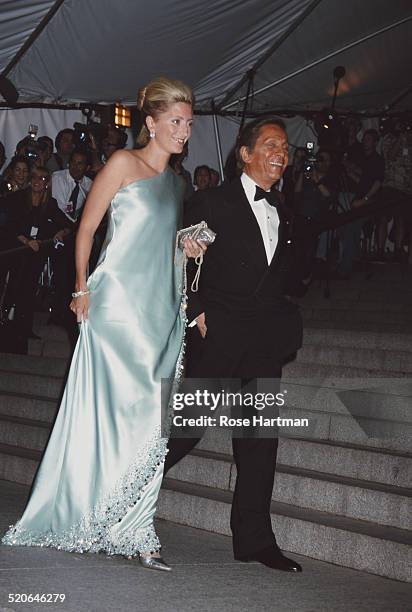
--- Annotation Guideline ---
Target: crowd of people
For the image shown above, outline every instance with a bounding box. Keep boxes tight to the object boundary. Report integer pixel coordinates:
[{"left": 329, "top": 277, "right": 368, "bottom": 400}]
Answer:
[
  {"left": 0, "top": 114, "right": 411, "bottom": 345},
  {"left": 0, "top": 122, "right": 222, "bottom": 345},
  {"left": 281, "top": 119, "right": 412, "bottom": 282}
]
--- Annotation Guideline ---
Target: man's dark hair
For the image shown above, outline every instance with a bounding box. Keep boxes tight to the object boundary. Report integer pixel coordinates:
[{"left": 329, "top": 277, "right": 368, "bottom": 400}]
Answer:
[
  {"left": 363, "top": 128, "right": 379, "bottom": 142},
  {"left": 235, "top": 117, "right": 286, "bottom": 170},
  {"left": 194, "top": 165, "right": 211, "bottom": 182},
  {"left": 38, "top": 135, "right": 54, "bottom": 151},
  {"left": 55, "top": 128, "right": 74, "bottom": 151},
  {"left": 69, "top": 147, "right": 90, "bottom": 166}
]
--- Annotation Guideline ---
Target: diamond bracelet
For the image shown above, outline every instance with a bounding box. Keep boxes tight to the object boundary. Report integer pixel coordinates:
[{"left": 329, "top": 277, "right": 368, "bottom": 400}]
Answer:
[{"left": 71, "top": 290, "right": 90, "bottom": 298}]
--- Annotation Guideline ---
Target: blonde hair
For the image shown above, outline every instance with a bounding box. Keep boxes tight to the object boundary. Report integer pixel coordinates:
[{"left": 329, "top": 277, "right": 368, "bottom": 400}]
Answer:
[{"left": 136, "top": 76, "right": 194, "bottom": 146}]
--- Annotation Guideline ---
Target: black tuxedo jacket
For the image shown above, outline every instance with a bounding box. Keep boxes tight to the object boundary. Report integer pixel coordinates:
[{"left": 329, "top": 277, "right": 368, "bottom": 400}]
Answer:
[{"left": 184, "top": 178, "right": 303, "bottom": 362}]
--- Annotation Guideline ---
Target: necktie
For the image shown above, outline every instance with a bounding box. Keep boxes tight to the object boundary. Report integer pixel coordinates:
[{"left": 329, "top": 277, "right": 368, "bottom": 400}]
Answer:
[
  {"left": 69, "top": 181, "right": 80, "bottom": 218},
  {"left": 254, "top": 185, "right": 280, "bottom": 208}
]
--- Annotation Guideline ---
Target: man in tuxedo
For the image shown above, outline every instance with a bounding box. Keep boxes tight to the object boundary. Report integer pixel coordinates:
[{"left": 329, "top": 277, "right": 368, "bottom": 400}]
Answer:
[{"left": 164, "top": 118, "right": 303, "bottom": 572}]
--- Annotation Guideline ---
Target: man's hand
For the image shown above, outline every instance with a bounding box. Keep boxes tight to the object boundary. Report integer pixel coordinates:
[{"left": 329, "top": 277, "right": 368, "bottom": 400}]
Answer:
[
  {"left": 53, "top": 229, "right": 68, "bottom": 243},
  {"left": 27, "top": 239, "right": 40, "bottom": 252},
  {"left": 196, "top": 312, "right": 207, "bottom": 338},
  {"left": 351, "top": 198, "right": 366, "bottom": 209}
]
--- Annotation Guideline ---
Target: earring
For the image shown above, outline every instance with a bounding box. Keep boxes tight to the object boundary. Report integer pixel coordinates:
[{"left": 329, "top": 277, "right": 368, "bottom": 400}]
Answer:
[{"left": 150, "top": 131, "right": 155, "bottom": 139}]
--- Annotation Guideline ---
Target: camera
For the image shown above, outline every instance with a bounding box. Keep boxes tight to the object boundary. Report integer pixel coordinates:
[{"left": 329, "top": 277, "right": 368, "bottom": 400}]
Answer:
[
  {"left": 25, "top": 124, "right": 39, "bottom": 160},
  {"left": 73, "top": 121, "right": 108, "bottom": 151},
  {"left": 303, "top": 141, "right": 317, "bottom": 179}
]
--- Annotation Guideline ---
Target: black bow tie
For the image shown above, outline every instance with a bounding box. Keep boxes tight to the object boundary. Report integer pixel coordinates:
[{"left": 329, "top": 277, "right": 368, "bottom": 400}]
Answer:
[{"left": 254, "top": 185, "right": 280, "bottom": 207}]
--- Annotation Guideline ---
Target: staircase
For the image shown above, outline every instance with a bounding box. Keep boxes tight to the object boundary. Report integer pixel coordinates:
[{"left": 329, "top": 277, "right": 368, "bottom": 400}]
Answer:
[{"left": 0, "top": 264, "right": 411, "bottom": 582}]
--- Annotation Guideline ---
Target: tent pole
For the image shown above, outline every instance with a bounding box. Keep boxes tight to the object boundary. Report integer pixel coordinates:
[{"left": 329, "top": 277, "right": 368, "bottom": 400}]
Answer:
[
  {"left": 217, "top": 0, "right": 323, "bottom": 111},
  {"left": 212, "top": 108, "right": 225, "bottom": 180},
  {"left": 222, "top": 13, "right": 412, "bottom": 110},
  {"left": 1, "top": 0, "right": 66, "bottom": 78},
  {"left": 384, "top": 82, "right": 412, "bottom": 112}
]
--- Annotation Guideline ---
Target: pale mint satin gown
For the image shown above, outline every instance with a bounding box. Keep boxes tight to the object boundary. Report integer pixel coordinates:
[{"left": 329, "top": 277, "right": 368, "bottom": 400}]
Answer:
[{"left": 2, "top": 167, "right": 187, "bottom": 555}]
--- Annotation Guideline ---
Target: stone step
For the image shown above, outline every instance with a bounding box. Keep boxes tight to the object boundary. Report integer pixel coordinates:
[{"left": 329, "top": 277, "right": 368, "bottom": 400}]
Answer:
[
  {"left": 297, "top": 344, "right": 412, "bottom": 373},
  {"left": 279, "top": 379, "right": 412, "bottom": 425},
  {"left": 200, "top": 427, "right": 412, "bottom": 484},
  {"left": 0, "top": 369, "right": 63, "bottom": 400},
  {"left": 302, "top": 328, "right": 412, "bottom": 352},
  {"left": 301, "top": 308, "right": 412, "bottom": 325},
  {"left": 0, "top": 392, "right": 57, "bottom": 423},
  {"left": 301, "top": 299, "right": 412, "bottom": 312},
  {"left": 167, "top": 451, "right": 412, "bottom": 530},
  {"left": 31, "top": 322, "right": 69, "bottom": 342},
  {"left": 197, "top": 404, "right": 412, "bottom": 454},
  {"left": 283, "top": 360, "right": 408, "bottom": 378},
  {"left": 28, "top": 338, "right": 72, "bottom": 359},
  {"left": 0, "top": 414, "right": 50, "bottom": 451},
  {"left": 278, "top": 437, "right": 412, "bottom": 488},
  {"left": 0, "top": 443, "right": 40, "bottom": 485},
  {"left": 158, "top": 479, "right": 412, "bottom": 583},
  {"left": 0, "top": 353, "right": 68, "bottom": 377},
  {"left": 303, "top": 319, "right": 412, "bottom": 334}
]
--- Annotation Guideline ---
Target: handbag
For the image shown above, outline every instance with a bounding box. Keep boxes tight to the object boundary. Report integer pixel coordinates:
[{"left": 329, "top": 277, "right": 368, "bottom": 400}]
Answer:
[{"left": 175, "top": 221, "right": 216, "bottom": 293}]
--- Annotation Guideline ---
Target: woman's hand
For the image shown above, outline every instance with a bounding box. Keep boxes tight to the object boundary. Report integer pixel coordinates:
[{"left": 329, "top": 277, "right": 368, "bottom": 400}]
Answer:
[
  {"left": 183, "top": 238, "right": 207, "bottom": 259},
  {"left": 27, "top": 239, "right": 40, "bottom": 252},
  {"left": 70, "top": 293, "right": 90, "bottom": 322}
]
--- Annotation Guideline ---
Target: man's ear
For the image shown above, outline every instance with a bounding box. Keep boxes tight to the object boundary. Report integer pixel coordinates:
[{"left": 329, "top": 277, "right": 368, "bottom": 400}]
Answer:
[{"left": 239, "top": 145, "right": 252, "bottom": 165}]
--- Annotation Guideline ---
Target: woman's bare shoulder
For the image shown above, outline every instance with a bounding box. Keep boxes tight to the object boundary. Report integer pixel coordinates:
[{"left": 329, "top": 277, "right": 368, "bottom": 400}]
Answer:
[{"left": 106, "top": 149, "right": 153, "bottom": 187}]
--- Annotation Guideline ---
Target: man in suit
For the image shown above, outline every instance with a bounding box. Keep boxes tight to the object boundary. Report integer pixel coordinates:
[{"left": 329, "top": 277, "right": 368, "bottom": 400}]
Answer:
[{"left": 164, "top": 118, "right": 303, "bottom": 572}]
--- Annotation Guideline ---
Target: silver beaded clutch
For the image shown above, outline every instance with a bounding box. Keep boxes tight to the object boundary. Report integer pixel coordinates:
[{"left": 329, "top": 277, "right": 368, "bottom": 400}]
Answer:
[
  {"left": 175, "top": 221, "right": 216, "bottom": 293},
  {"left": 176, "top": 220, "right": 216, "bottom": 250}
]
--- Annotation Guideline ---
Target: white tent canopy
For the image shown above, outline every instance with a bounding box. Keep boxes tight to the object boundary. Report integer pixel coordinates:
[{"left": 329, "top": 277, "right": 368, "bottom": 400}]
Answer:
[{"left": 1, "top": 0, "right": 412, "bottom": 114}]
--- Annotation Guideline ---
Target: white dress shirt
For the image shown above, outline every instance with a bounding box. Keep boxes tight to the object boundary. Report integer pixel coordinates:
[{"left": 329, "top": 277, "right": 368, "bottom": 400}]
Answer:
[
  {"left": 52, "top": 169, "right": 93, "bottom": 221},
  {"left": 241, "top": 172, "right": 279, "bottom": 264}
]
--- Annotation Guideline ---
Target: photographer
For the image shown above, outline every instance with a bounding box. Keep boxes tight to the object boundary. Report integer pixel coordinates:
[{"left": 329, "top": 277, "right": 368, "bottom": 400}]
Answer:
[
  {"left": 73, "top": 123, "right": 127, "bottom": 178},
  {"left": 4, "top": 166, "right": 72, "bottom": 338},
  {"left": 50, "top": 149, "right": 92, "bottom": 326},
  {"left": 46, "top": 128, "right": 75, "bottom": 173},
  {"left": 378, "top": 122, "right": 412, "bottom": 262},
  {"left": 337, "top": 129, "right": 384, "bottom": 276},
  {"left": 282, "top": 146, "right": 306, "bottom": 209},
  {"left": 294, "top": 148, "right": 336, "bottom": 280},
  {"left": 52, "top": 149, "right": 92, "bottom": 220}
]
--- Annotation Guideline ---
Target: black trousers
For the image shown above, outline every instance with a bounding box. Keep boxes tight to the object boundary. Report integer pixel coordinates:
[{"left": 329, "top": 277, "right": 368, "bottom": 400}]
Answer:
[
  {"left": 5, "top": 246, "right": 49, "bottom": 335},
  {"left": 164, "top": 318, "right": 282, "bottom": 558}
]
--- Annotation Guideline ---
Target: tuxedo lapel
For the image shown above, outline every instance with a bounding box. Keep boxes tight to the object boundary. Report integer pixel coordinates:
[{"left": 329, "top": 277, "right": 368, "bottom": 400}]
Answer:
[{"left": 223, "top": 178, "right": 268, "bottom": 274}]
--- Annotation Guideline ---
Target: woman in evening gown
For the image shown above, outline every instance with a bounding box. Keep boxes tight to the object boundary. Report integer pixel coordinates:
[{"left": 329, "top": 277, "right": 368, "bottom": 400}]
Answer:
[{"left": 2, "top": 77, "right": 203, "bottom": 571}]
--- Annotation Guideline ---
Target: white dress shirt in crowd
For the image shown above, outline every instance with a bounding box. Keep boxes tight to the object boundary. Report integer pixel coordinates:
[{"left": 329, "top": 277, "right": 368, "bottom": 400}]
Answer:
[
  {"left": 52, "top": 169, "right": 93, "bottom": 221},
  {"left": 241, "top": 172, "right": 279, "bottom": 264}
]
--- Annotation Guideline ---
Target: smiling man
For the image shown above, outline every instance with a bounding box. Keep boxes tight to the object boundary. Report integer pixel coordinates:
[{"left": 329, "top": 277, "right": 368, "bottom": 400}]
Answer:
[{"left": 164, "top": 118, "right": 303, "bottom": 572}]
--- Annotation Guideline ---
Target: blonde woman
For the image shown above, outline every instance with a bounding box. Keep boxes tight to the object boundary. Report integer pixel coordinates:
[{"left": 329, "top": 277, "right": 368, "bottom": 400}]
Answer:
[{"left": 2, "top": 77, "right": 204, "bottom": 571}]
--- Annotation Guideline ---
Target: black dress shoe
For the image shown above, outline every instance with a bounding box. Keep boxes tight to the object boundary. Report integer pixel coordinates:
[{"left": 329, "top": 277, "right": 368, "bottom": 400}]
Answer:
[{"left": 236, "top": 546, "right": 302, "bottom": 572}]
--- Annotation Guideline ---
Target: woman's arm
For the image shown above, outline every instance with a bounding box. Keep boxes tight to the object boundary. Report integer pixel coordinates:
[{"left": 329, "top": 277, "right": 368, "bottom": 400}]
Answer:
[{"left": 70, "top": 151, "right": 129, "bottom": 321}]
